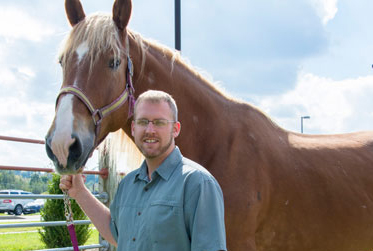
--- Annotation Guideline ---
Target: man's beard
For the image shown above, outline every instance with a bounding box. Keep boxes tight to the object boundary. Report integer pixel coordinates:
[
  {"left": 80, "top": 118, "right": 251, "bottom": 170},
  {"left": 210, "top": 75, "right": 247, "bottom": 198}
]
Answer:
[{"left": 139, "top": 132, "right": 173, "bottom": 159}]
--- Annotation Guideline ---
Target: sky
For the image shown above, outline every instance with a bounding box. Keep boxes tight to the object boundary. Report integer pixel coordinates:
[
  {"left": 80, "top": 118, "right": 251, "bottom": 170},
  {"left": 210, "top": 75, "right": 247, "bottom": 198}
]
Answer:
[{"left": 0, "top": 0, "right": 372, "bottom": 171}]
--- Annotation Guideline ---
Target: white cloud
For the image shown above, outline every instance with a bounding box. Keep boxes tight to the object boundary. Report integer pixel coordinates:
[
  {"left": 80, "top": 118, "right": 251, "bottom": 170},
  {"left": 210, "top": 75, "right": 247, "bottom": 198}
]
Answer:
[
  {"left": 0, "top": 8, "right": 54, "bottom": 42},
  {"left": 0, "top": 97, "right": 54, "bottom": 137},
  {"left": 309, "top": 0, "right": 338, "bottom": 25},
  {"left": 253, "top": 72, "right": 373, "bottom": 134},
  {"left": 0, "top": 66, "right": 36, "bottom": 101},
  {"left": 0, "top": 96, "right": 55, "bottom": 168}
]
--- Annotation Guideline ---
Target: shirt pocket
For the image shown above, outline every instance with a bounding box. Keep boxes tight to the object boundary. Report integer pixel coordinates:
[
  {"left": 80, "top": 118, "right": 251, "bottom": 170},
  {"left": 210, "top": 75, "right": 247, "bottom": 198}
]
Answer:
[{"left": 147, "top": 200, "right": 183, "bottom": 243}]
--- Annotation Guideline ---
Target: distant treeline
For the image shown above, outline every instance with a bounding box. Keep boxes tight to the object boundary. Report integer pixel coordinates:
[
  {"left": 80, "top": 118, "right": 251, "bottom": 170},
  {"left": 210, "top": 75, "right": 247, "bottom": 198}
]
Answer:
[{"left": 0, "top": 170, "right": 98, "bottom": 194}]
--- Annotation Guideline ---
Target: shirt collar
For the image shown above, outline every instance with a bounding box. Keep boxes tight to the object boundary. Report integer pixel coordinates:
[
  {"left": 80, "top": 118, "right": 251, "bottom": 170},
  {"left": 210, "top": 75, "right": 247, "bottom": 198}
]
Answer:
[{"left": 134, "top": 146, "right": 183, "bottom": 182}]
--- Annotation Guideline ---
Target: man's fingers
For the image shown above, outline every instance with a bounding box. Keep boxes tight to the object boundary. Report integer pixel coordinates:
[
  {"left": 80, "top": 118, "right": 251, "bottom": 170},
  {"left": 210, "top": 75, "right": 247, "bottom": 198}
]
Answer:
[{"left": 59, "top": 175, "right": 73, "bottom": 190}]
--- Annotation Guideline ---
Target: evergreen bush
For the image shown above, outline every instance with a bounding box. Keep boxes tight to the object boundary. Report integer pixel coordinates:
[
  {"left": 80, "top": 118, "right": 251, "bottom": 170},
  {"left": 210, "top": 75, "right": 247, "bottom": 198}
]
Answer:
[{"left": 39, "top": 173, "right": 91, "bottom": 248}]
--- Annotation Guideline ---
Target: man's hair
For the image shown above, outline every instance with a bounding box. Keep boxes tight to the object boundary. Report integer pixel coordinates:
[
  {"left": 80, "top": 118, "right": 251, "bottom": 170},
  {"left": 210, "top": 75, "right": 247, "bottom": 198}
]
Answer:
[{"left": 134, "top": 90, "right": 178, "bottom": 121}]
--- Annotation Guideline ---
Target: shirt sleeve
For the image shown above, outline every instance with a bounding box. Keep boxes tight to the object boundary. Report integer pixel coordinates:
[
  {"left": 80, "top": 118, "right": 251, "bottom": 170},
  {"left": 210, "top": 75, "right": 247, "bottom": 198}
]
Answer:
[
  {"left": 109, "top": 214, "right": 119, "bottom": 242},
  {"left": 185, "top": 178, "right": 227, "bottom": 251},
  {"left": 109, "top": 184, "right": 120, "bottom": 243}
]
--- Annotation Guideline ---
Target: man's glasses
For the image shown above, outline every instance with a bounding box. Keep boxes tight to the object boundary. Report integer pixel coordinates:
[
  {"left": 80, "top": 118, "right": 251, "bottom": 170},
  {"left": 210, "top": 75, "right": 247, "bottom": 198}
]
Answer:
[{"left": 134, "top": 119, "right": 176, "bottom": 128}]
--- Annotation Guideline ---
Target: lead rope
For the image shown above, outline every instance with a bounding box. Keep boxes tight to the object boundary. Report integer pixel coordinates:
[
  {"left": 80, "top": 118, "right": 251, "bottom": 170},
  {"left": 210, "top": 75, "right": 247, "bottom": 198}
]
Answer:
[{"left": 63, "top": 190, "right": 79, "bottom": 251}]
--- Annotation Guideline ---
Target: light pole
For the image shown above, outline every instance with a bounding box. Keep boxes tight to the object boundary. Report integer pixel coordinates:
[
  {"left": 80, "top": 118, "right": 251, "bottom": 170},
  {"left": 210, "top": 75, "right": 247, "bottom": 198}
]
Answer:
[
  {"left": 175, "top": 0, "right": 181, "bottom": 51},
  {"left": 301, "top": 116, "right": 310, "bottom": 133}
]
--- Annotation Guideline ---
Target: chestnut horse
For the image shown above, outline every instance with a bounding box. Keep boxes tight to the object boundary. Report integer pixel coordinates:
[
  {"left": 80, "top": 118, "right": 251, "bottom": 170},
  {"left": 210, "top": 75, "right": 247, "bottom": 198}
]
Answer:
[{"left": 45, "top": 0, "right": 373, "bottom": 250}]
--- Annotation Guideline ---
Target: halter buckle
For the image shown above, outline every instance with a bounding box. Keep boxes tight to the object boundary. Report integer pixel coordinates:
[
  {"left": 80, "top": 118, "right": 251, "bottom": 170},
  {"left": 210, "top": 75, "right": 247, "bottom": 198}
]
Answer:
[{"left": 92, "top": 109, "right": 103, "bottom": 125}]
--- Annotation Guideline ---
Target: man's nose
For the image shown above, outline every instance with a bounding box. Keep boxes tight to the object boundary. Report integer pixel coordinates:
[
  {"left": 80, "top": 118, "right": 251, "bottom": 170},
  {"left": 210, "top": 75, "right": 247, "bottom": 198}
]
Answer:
[{"left": 145, "top": 122, "right": 156, "bottom": 132}]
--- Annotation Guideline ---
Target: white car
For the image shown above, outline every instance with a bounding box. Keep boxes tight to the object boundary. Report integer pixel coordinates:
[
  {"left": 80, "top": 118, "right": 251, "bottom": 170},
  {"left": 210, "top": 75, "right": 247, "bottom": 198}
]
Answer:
[{"left": 0, "top": 190, "right": 35, "bottom": 215}]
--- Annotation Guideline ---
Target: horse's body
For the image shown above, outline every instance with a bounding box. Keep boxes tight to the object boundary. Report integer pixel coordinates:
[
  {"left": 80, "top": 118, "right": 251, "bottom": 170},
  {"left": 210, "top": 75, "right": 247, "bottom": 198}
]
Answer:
[{"left": 46, "top": 1, "right": 373, "bottom": 250}]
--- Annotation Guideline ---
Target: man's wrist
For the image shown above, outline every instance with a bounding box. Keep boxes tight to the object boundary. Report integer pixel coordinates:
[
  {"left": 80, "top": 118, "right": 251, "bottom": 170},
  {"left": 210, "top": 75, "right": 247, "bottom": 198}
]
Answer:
[{"left": 74, "top": 185, "right": 91, "bottom": 202}]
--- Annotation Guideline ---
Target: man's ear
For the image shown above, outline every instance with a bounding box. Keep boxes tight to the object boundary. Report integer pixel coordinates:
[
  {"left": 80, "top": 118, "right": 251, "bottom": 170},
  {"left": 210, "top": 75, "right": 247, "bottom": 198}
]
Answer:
[
  {"left": 173, "top": 122, "right": 181, "bottom": 138},
  {"left": 131, "top": 120, "right": 135, "bottom": 137}
]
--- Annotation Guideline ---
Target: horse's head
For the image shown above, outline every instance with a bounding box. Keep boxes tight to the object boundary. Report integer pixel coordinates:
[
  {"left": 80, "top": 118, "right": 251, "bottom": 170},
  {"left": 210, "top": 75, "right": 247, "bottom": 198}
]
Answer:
[{"left": 45, "top": 0, "right": 134, "bottom": 174}]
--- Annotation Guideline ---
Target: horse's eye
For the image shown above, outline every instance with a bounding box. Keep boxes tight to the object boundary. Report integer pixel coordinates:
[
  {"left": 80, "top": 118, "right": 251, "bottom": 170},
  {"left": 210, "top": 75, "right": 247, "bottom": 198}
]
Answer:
[{"left": 109, "top": 58, "right": 121, "bottom": 70}]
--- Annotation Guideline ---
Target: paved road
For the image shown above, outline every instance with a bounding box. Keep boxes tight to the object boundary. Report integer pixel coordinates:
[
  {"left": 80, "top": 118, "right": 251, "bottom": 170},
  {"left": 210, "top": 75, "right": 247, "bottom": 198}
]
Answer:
[{"left": 0, "top": 214, "right": 41, "bottom": 222}]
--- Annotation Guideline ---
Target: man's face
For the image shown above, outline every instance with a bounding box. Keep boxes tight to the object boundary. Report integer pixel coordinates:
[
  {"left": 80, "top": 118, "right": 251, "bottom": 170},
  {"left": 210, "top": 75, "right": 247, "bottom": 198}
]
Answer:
[{"left": 131, "top": 100, "right": 181, "bottom": 160}]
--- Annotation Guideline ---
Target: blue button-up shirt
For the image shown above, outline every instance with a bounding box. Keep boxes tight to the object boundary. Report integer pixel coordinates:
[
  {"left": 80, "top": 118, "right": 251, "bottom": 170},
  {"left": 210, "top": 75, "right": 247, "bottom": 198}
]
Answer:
[{"left": 109, "top": 147, "right": 226, "bottom": 251}]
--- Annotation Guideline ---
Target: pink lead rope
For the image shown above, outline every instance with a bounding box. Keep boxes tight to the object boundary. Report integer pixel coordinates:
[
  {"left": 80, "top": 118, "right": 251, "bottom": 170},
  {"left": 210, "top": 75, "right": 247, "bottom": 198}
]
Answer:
[
  {"left": 63, "top": 190, "right": 80, "bottom": 251},
  {"left": 67, "top": 224, "right": 79, "bottom": 251}
]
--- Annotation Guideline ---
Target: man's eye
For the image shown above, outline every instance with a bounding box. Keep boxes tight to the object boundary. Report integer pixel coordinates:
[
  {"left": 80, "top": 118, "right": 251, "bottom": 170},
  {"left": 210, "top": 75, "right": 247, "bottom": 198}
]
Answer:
[
  {"left": 153, "top": 120, "right": 167, "bottom": 127},
  {"left": 137, "top": 119, "right": 148, "bottom": 126}
]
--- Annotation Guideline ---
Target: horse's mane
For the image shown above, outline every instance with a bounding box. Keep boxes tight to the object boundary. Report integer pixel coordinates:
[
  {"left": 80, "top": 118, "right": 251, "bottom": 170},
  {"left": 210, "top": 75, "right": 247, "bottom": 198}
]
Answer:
[
  {"left": 100, "top": 129, "right": 144, "bottom": 177},
  {"left": 130, "top": 29, "right": 244, "bottom": 105},
  {"left": 129, "top": 26, "right": 283, "bottom": 135}
]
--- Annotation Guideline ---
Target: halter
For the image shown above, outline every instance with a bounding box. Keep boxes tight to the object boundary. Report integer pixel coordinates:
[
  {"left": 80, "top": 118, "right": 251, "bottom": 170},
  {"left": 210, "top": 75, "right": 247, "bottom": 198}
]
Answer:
[{"left": 56, "top": 37, "right": 135, "bottom": 147}]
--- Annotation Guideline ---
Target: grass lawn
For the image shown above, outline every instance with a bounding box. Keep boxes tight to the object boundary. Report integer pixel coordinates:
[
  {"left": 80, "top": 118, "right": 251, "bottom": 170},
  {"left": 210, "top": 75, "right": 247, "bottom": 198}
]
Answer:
[
  {"left": 0, "top": 228, "right": 99, "bottom": 251},
  {"left": 0, "top": 212, "right": 100, "bottom": 250}
]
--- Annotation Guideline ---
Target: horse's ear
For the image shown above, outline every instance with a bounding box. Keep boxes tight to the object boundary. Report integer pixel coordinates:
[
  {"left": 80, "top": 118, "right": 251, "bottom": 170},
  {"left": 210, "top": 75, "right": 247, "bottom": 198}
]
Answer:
[
  {"left": 112, "top": 0, "right": 132, "bottom": 31},
  {"left": 65, "top": 0, "right": 86, "bottom": 26}
]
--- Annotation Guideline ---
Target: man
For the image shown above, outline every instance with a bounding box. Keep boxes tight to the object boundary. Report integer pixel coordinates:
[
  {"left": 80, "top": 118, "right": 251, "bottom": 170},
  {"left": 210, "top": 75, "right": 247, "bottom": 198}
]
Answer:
[{"left": 60, "top": 90, "right": 227, "bottom": 251}]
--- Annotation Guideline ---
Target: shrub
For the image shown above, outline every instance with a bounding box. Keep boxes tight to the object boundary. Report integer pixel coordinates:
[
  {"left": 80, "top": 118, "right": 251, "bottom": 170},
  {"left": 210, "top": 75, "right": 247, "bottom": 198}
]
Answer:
[{"left": 39, "top": 173, "right": 91, "bottom": 248}]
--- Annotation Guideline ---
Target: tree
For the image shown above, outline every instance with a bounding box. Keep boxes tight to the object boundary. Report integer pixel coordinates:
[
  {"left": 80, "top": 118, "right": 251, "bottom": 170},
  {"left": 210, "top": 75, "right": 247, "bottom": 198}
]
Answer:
[
  {"left": 0, "top": 170, "right": 29, "bottom": 190},
  {"left": 29, "top": 173, "right": 49, "bottom": 194},
  {"left": 0, "top": 170, "right": 50, "bottom": 193},
  {"left": 0, "top": 171, "right": 16, "bottom": 190},
  {"left": 39, "top": 174, "right": 91, "bottom": 248},
  {"left": 30, "top": 173, "right": 41, "bottom": 184}
]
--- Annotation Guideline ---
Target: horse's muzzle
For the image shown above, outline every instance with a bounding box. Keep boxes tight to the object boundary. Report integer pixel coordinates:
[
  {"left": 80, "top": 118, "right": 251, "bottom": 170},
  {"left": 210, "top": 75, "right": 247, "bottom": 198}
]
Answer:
[{"left": 45, "top": 134, "right": 90, "bottom": 174}]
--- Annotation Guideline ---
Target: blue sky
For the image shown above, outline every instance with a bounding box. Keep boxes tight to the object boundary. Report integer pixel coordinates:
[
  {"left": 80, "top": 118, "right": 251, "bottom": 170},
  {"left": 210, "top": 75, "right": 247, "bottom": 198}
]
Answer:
[{"left": 0, "top": 0, "right": 372, "bottom": 170}]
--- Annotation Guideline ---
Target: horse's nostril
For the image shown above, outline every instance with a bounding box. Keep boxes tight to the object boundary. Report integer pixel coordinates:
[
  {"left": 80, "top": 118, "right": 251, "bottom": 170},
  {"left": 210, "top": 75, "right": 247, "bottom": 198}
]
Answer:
[
  {"left": 45, "top": 137, "right": 56, "bottom": 161},
  {"left": 68, "top": 136, "right": 82, "bottom": 162}
]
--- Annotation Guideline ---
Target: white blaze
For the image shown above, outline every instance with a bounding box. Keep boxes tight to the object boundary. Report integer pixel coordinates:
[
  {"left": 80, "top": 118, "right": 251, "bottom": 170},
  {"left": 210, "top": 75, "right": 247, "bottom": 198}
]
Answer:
[
  {"left": 76, "top": 41, "right": 89, "bottom": 63},
  {"left": 51, "top": 95, "right": 76, "bottom": 167}
]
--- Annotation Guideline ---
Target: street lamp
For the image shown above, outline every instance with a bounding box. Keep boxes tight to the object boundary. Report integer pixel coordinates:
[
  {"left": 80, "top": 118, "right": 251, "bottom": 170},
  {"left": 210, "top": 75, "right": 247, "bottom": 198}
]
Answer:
[{"left": 301, "top": 116, "right": 310, "bottom": 133}]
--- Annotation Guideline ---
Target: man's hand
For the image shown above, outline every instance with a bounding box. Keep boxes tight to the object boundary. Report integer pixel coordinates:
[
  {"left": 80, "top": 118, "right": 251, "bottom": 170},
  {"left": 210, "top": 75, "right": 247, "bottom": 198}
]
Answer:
[{"left": 59, "top": 174, "right": 87, "bottom": 199}]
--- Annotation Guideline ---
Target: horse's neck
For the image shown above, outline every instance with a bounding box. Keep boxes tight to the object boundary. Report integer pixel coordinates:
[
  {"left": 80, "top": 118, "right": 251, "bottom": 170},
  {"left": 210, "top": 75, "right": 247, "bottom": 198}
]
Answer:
[
  {"left": 129, "top": 37, "right": 285, "bottom": 162},
  {"left": 131, "top": 39, "right": 230, "bottom": 119}
]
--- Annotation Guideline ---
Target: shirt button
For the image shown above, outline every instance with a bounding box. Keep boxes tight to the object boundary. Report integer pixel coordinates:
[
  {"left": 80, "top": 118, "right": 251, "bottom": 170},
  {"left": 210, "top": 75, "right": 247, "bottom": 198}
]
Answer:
[
  {"left": 132, "top": 237, "right": 136, "bottom": 242},
  {"left": 144, "top": 187, "right": 148, "bottom": 191},
  {"left": 137, "top": 212, "right": 141, "bottom": 216}
]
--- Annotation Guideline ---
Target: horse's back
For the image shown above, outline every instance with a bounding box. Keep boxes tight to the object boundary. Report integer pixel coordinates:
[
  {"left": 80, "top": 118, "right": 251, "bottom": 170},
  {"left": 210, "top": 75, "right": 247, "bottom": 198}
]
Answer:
[{"left": 256, "top": 130, "right": 373, "bottom": 251}]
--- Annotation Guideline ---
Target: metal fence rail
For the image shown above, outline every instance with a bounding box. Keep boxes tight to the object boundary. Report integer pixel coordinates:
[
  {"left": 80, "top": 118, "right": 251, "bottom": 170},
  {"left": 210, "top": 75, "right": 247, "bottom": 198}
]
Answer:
[
  {"left": 37, "top": 242, "right": 109, "bottom": 251},
  {"left": 0, "top": 193, "right": 109, "bottom": 250},
  {"left": 0, "top": 134, "right": 111, "bottom": 250},
  {"left": 0, "top": 193, "right": 108, "bottom": 201},
  {"left": 0, "top": 220, "right": 91, "bottom": 229}
]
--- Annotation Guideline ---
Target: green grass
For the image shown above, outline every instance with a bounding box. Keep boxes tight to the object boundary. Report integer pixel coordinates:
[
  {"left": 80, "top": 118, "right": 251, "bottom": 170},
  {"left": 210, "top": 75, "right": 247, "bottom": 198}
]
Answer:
[
  {"left": 0, "top": 231, "right": 44, "bottom": 251},
  {"left": 0, "top": 228, "right": 99, "bottom": 251},
  {"left": 0, "top": 212, "right": 100, "bottom": 250}
]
